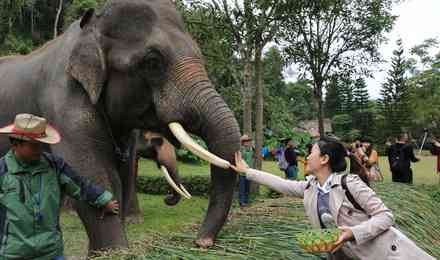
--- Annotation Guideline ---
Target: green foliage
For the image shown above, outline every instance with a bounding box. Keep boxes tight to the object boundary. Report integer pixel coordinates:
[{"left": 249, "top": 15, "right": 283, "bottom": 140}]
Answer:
[
  {"left": 0, "top": 33, "right": 33, "bottom": 55},
  {"left": 324, "top": 77, "right": 344, "bottom": 118},
  {"left": 331, "top": 114, "right": 352, "bottom": 139},
  {"left": 264, "top": 47, "right": 287, "bottom": 97},
  {"left": 137, "top": 175, "right": 210, "bottom": 196},
  {"left": 380, "top": 39, "right": 412, "bottom": 138},
  {"left": 406, "top": 39, "right": 440, "bottom": 138},
  {"left": 176, "top": 136, "right": 208, "bottom": 164},
  {"left": 325, "top": 75, "right": 374, "bottom": 141},
  {"left": 64, "top": 0, "right": 106, "bottom": 29},
  {"left": 282, "top": 0, "right": 397, "bottom": 134},
  {"left": 265, "top": 130, "right": 312, "bottom": 156},
  {"left": 286, "top": 80, "right": 316, "bottom": 121}
]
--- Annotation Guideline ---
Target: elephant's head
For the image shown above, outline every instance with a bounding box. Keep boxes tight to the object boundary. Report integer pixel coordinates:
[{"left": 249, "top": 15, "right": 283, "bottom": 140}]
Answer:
[
  {"left": 137, "top": 130, "right": 191, "bottom": 206},
  {"left": 66, "top": 0, "right": 240, "bottom": 247}
]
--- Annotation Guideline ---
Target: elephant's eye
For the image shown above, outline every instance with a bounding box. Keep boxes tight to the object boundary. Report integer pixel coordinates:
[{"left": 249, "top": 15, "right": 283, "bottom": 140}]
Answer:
[{"left": 141, "top": 50, "right": 167, "bottom": 80}]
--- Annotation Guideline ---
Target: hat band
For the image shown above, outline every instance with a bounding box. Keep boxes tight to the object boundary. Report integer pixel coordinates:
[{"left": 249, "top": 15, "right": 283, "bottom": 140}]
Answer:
[{"left": 12, "top": 127, "right": 47, "bottom": 139}]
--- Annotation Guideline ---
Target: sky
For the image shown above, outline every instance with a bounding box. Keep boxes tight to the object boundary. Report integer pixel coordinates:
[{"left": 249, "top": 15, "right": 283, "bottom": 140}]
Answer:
[
  {"left": 282, "top": 0, "right": 440, "bottom": 99},
  {"left": 365, "top": 0, "right": 440, "bottom": 99}
]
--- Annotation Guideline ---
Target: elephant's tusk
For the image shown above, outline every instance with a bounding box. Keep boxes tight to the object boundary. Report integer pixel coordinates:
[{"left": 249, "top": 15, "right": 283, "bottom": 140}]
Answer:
[
  {"left": 179, "top": 184, "right": 192, "bottom": 199},
  {"left": 168, "top": 122, "right": 231, "bottom": 169},
  {"left": 160, "top": 166, "right": 191, "bottom": 199}
]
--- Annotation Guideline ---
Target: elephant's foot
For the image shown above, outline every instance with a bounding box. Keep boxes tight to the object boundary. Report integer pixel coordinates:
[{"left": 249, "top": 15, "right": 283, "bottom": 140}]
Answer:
[{"left": 194, "top": 237, "right": 214, "bottom": 248}]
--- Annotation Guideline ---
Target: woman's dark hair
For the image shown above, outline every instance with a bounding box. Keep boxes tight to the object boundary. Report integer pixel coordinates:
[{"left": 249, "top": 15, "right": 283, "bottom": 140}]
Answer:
[
  {"left": 361, "top": 138, "right": 373, "bottom": 157},
  {"left": 316, "top": 136, "right": 347, "bottom": 172},
  {"left": 348, "top": 154, "right": 370, "bottom": 186},
  {"left": 365, "top": 143, "right": 373, "bottom": 157},
  {"left": 317, "top": 136, "right": 370, "bottom": 186}
]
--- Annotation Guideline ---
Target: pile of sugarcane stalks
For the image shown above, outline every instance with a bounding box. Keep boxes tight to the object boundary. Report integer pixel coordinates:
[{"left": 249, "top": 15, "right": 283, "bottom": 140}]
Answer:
[{"left": 94, "top": 182, "right": 440, "bottom": 259}]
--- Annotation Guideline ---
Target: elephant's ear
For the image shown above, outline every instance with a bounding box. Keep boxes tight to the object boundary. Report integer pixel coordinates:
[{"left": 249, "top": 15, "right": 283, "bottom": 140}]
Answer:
[{"left": 66, "top": 9, "right": 106, "bottom": 105}]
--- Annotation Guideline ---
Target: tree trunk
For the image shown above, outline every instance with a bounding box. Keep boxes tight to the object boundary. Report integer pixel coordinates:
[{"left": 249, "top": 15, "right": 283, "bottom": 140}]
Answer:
[
  {"left": 30, "top": 2, "right": 34, "bottom": 38},
  {"left": 242, "top": 61, "right": 253, "bottom": 136},
  {"left": 254, "top": 47, "right": 263, "bottom": 171},
  {"left": 53, "top": 0, "right": 63, "bottom": 38},
  {"left": 315, "top": 81, "right": 325, "bottom": 136}
]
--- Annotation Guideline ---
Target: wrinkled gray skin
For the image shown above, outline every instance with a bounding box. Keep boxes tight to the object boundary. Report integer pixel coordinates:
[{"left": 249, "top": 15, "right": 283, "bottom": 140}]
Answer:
[{"left": 0, "top": 0, "right": 240, "bottom": 251}]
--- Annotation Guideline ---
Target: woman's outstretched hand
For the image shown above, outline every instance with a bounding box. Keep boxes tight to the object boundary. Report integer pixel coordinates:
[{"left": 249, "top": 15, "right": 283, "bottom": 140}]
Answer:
[{"left": 230, "top": 152, "right": 249, "bottom": 174}]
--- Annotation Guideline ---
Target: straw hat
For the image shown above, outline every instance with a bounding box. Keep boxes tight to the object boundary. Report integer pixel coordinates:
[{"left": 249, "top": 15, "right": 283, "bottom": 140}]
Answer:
[
  {"left": 240, "top": 134, "right": 252, "bottom": 143},
  {"left": 0, "top": 113, "right": 61, "bottom": 144}
]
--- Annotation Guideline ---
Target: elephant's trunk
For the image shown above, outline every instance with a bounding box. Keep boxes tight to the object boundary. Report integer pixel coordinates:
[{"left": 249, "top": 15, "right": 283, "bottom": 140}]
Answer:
[
  {"left": 195, "top": 93, "right": 240, "bottom": 247},
  {"left": 165, "top": 57, "right": 241, "bottom": 247}
]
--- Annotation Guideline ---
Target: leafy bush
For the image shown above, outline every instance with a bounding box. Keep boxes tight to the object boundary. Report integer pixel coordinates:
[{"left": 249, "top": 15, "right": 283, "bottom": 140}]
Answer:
[
  {"left": 137, "top": 175, "right": 211, "bottom": 196},
  {"left": 0, "top": 34, "right": 33, "bottom": 55},
  {"left": 176, "top": 136, "right": 209, "bottom": 165}
]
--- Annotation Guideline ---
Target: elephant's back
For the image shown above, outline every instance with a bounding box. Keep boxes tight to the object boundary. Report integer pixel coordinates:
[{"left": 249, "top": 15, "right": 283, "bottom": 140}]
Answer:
[{"left": 0, "top": 55, "right": 19, "bottom": 65}]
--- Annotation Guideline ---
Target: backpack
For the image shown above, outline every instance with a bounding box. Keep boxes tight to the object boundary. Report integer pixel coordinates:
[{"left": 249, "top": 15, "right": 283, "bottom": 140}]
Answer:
[{"left": 277, "top": 148, "right": 289, "bottom": 170}]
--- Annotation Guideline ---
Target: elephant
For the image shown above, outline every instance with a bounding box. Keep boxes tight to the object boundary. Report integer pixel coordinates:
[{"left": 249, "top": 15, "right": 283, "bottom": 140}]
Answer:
[
  {"left": 122, "top": 129, "right": 189, "bottom": 223},
  {"left": 0, "top": 0, "right": 240, "bottom": 253}
]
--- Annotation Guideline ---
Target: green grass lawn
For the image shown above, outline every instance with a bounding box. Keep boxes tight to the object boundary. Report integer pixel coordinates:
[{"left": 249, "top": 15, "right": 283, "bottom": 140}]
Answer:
[
  {"left": 139, "top": 156, "right": 439, "bottom": 185},
  {"left": 63, "top": 156, "right": 439, "bottom": 258},
  {"left": 62, "top": 194, "right": 209, "bottom": 257}
]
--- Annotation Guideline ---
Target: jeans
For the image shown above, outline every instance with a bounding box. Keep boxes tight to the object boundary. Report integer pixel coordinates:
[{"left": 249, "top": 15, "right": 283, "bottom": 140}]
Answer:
[
  {"left": 53, "top": 256, "right": 65, "bottom": 260},
  {"left": 285, "top": 165, "right": 298, "bottom": 180},
  {"left": 239, "top": 175, "right": 250, "bottom": 206}
]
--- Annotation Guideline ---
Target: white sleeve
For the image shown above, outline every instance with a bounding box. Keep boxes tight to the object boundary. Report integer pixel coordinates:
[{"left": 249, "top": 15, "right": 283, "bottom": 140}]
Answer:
[{"left": 245, "top": 168, "right": 308, "bottom": 198}]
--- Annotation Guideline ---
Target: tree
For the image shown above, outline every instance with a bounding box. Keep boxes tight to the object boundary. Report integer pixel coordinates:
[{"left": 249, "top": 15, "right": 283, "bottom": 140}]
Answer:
[
  {"left": 263, "top": 47, "right": 286, "bottom": 97},
  {"left": 54, "top": 0, "right": 64, "bottom": 38},
  {"left": 211, "top": 0, "right": 285, "bottom": 169},
  {"left": 353, "top": 78, "right": 369, "bottom": 112},
  {"left": 286, "top": 80, "right": 316, "bottom": 121},
  {"left": 283, "top": 0, "right": 397, "bottom": 136},
  {"left": 261, "top": 46, "right": 299, "bottom": 135},
  {"left": 339, "top": 77, "right": 355, "bottom": 116},
  {"left": 210, "top": 0, "right": 257, "bottom": 138},
  {"left": 352, "top": 77, "right": 372, "bottom": 136},
  {"left": 64, "top": 0, "right": 106, "bottom": 29},
  {"left": 324, "top": 76, "right": 343, "bottom": 118},
  {"left": 380, "top": 38, "right": 412, "bottom": 137},
  {"left": 406, "top": 39, "right": 440, "bottom": 137}
]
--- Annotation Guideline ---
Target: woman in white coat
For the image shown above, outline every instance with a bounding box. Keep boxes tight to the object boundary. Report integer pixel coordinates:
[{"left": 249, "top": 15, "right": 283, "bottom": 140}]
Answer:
[{"left": 231, "top": 136, "right": 434, "bottom": 260}]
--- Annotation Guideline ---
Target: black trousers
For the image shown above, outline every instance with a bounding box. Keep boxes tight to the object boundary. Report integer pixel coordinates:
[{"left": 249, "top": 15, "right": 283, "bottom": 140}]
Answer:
[{"left": 391, "top": 168, "right": 413, "bottom": 184}]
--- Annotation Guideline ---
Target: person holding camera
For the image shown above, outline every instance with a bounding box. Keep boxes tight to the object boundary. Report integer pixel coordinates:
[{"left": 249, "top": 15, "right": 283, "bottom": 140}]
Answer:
[{"left": 360, "top": 139, "right": 383, "bottom": 182}]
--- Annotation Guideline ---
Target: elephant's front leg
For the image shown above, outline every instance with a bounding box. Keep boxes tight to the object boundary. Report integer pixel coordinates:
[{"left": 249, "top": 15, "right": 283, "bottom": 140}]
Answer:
[{"left": 50, "top": 112, "right": 128, "bottom": 252}]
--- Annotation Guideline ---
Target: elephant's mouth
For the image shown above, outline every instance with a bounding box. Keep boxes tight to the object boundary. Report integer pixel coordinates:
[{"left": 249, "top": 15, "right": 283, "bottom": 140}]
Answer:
[{"left": 147, "top": 122, "right": 231, "bottom": 201}]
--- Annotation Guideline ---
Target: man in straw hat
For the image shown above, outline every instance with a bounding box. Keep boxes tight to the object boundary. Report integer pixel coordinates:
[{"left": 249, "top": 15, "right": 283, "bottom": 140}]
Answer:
[
  {"left": 239, "top": 134, "right": 255, "bottom": 208},
  {"left": 0, "top": 113, "right": 119, "bottom": 260}
]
